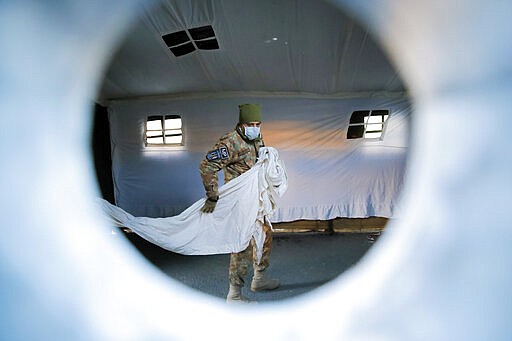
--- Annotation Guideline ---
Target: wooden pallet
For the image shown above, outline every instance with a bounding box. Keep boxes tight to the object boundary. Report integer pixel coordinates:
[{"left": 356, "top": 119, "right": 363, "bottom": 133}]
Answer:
[{"left": 272, "top": 217, "right": 389, "bottom": 233}]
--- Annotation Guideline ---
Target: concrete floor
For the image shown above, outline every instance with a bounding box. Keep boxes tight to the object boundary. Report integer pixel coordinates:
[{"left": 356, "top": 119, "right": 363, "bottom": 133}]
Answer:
[{"left": 126, "top": 232, "right": 378, "bottom": 302}]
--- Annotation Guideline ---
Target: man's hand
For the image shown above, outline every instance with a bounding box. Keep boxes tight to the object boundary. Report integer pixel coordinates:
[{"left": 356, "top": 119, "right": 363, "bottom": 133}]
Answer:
[{"left": 201, "top": 197, "right": 218, "bottom": 213}]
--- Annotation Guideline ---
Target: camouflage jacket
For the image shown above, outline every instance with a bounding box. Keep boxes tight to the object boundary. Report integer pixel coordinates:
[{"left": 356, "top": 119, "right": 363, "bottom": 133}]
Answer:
[{"left": 199, "top": 125, "right": 264, "bottom": 199}]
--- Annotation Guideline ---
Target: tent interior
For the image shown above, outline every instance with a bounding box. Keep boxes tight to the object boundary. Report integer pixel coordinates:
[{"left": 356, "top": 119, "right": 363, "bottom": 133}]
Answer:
[{"left": 93, "top": 0, "right": 411, "bottom": 249}]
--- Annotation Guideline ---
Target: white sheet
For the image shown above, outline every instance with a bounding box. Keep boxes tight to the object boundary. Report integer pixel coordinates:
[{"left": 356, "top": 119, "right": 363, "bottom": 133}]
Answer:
[{"left": 98, "top": 147, "right": 287, "bottom": 261}]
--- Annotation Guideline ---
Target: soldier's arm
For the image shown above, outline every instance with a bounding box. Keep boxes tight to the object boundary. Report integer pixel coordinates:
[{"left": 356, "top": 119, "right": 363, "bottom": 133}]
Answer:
[{"left": 199, "top": 138, "right": 233, "bottom": 199}]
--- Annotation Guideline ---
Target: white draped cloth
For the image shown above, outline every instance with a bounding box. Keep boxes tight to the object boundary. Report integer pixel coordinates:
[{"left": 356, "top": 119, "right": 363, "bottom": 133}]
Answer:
[{"left": 98, "top": 147, "right": 287, "bottom": 262}]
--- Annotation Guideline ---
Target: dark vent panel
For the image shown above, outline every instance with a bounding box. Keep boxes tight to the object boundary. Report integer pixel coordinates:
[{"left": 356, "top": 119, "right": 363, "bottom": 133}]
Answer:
[
  {"left": 162, "top": 24, "right": 219, "bottom": 57},
  {"left": 170, "top": 42, "right": 196, "bottom": 57},
  {"left": 195, "top": 39, "right": 219, "bottom": 50},
  {"left": 349, "top": 110, "right": 370, "bottom": 124},
  {"left": 188, "top": 25, "right": 215, "bottom": 40},
  {"left": 162, "top": 31, "right": 189, "bottom": 47}
]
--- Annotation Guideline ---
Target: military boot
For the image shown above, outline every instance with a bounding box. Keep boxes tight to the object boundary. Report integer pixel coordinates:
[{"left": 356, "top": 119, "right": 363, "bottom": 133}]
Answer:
[
  {"left": 250, "top": 270, "right": 280, "bottom": 292},
  {"left": 226, "top": 284, "right": 251, "bottom": 303}
]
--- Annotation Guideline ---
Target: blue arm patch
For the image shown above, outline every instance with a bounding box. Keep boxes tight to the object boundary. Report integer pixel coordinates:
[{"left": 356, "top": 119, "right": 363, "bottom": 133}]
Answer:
[{"left": 206, "top": 147, "right": 229, "bottom": 161}]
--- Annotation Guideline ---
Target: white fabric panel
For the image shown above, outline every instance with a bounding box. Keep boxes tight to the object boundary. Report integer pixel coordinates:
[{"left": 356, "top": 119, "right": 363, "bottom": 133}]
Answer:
[
  {"left": 275, "top": 145, "right": 407, "bottom": 221},
  {"left": 98, "top": 147, "right": 287, "bottom": 261},
  {"left": 109, "top": 95, "right": 410, "bottom": 221},
  {"left": 99, "top": 0, "right": 403, "bottom": 102}
]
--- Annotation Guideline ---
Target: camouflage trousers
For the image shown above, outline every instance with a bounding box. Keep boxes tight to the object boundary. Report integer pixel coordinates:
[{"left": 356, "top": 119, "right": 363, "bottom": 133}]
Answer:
[{"left": 229, "top": 223, "right": 273, "bottom": 286}]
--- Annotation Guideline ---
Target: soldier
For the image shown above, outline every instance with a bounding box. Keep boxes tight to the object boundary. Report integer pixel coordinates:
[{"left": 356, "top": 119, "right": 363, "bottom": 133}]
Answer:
[{"left": 199, "top": 103, "right": 280, "bottom": 303}]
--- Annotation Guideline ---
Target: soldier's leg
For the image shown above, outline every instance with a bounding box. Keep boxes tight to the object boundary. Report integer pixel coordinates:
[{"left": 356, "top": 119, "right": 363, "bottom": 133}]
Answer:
[
  {"left": 253, "top": 223, "right": 273, "bottom": 272},
  {"left": 227, "top": 244, "right": 252, "bottom": 302},
  {"left": 251, "top": 223, "right": 280, "bottom": 292}
]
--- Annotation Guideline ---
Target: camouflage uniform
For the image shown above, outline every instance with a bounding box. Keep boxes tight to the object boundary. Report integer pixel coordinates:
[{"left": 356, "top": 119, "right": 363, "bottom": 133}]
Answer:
[{"left": 199, "top": 124, "right": 272, "bottom": 287}]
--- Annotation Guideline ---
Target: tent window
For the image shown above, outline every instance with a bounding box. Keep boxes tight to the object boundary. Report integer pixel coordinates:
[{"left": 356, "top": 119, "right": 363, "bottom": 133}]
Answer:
[
  {"left": 162, "top": 25, "right": 219, "bottom": 57},
  {"left": 347, "top": 110, "right": 389, "bottom": 139},
  {"left": 145, "top": 115, "right": 183, "bottom": 147}
]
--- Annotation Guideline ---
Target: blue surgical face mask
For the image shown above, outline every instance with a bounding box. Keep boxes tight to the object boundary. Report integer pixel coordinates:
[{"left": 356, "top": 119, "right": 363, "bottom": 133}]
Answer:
[{"left": 244, "top": 126, "right": 260, "bottom": 140}]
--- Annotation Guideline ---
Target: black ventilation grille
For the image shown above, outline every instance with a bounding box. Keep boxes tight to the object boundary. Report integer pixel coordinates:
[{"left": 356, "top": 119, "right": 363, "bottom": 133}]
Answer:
[
  {"left": 162, "top": 25, "right": 219, "bottom": 57},
  {"left": 195, "top": 39, "right": 219, "bottom": 50},
  {"left": 162, "top": 31, "right": 189, "bottom": 47},
  {"left": 188, "top": 25, "right": 215, "bottom": 40},
  {"left": 170, "top": 42, "right": 196, "bottom": 57}
]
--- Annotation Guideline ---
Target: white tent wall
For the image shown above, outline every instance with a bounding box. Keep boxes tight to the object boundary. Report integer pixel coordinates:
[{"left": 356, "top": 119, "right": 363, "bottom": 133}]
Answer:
[{"left": 108, "top": 94, "right": 410, "bottom": 221}]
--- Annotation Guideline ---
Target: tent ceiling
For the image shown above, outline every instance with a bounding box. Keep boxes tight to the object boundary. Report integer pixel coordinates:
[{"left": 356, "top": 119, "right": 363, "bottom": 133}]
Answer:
[{"left": 98, "top": 0, "right": 405, "bottom": 102}]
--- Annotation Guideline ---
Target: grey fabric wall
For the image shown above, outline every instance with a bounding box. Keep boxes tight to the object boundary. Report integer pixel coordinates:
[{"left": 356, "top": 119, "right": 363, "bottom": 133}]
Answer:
[{"left": 108, "top": 94, "right": 411, "bottom": 221}]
